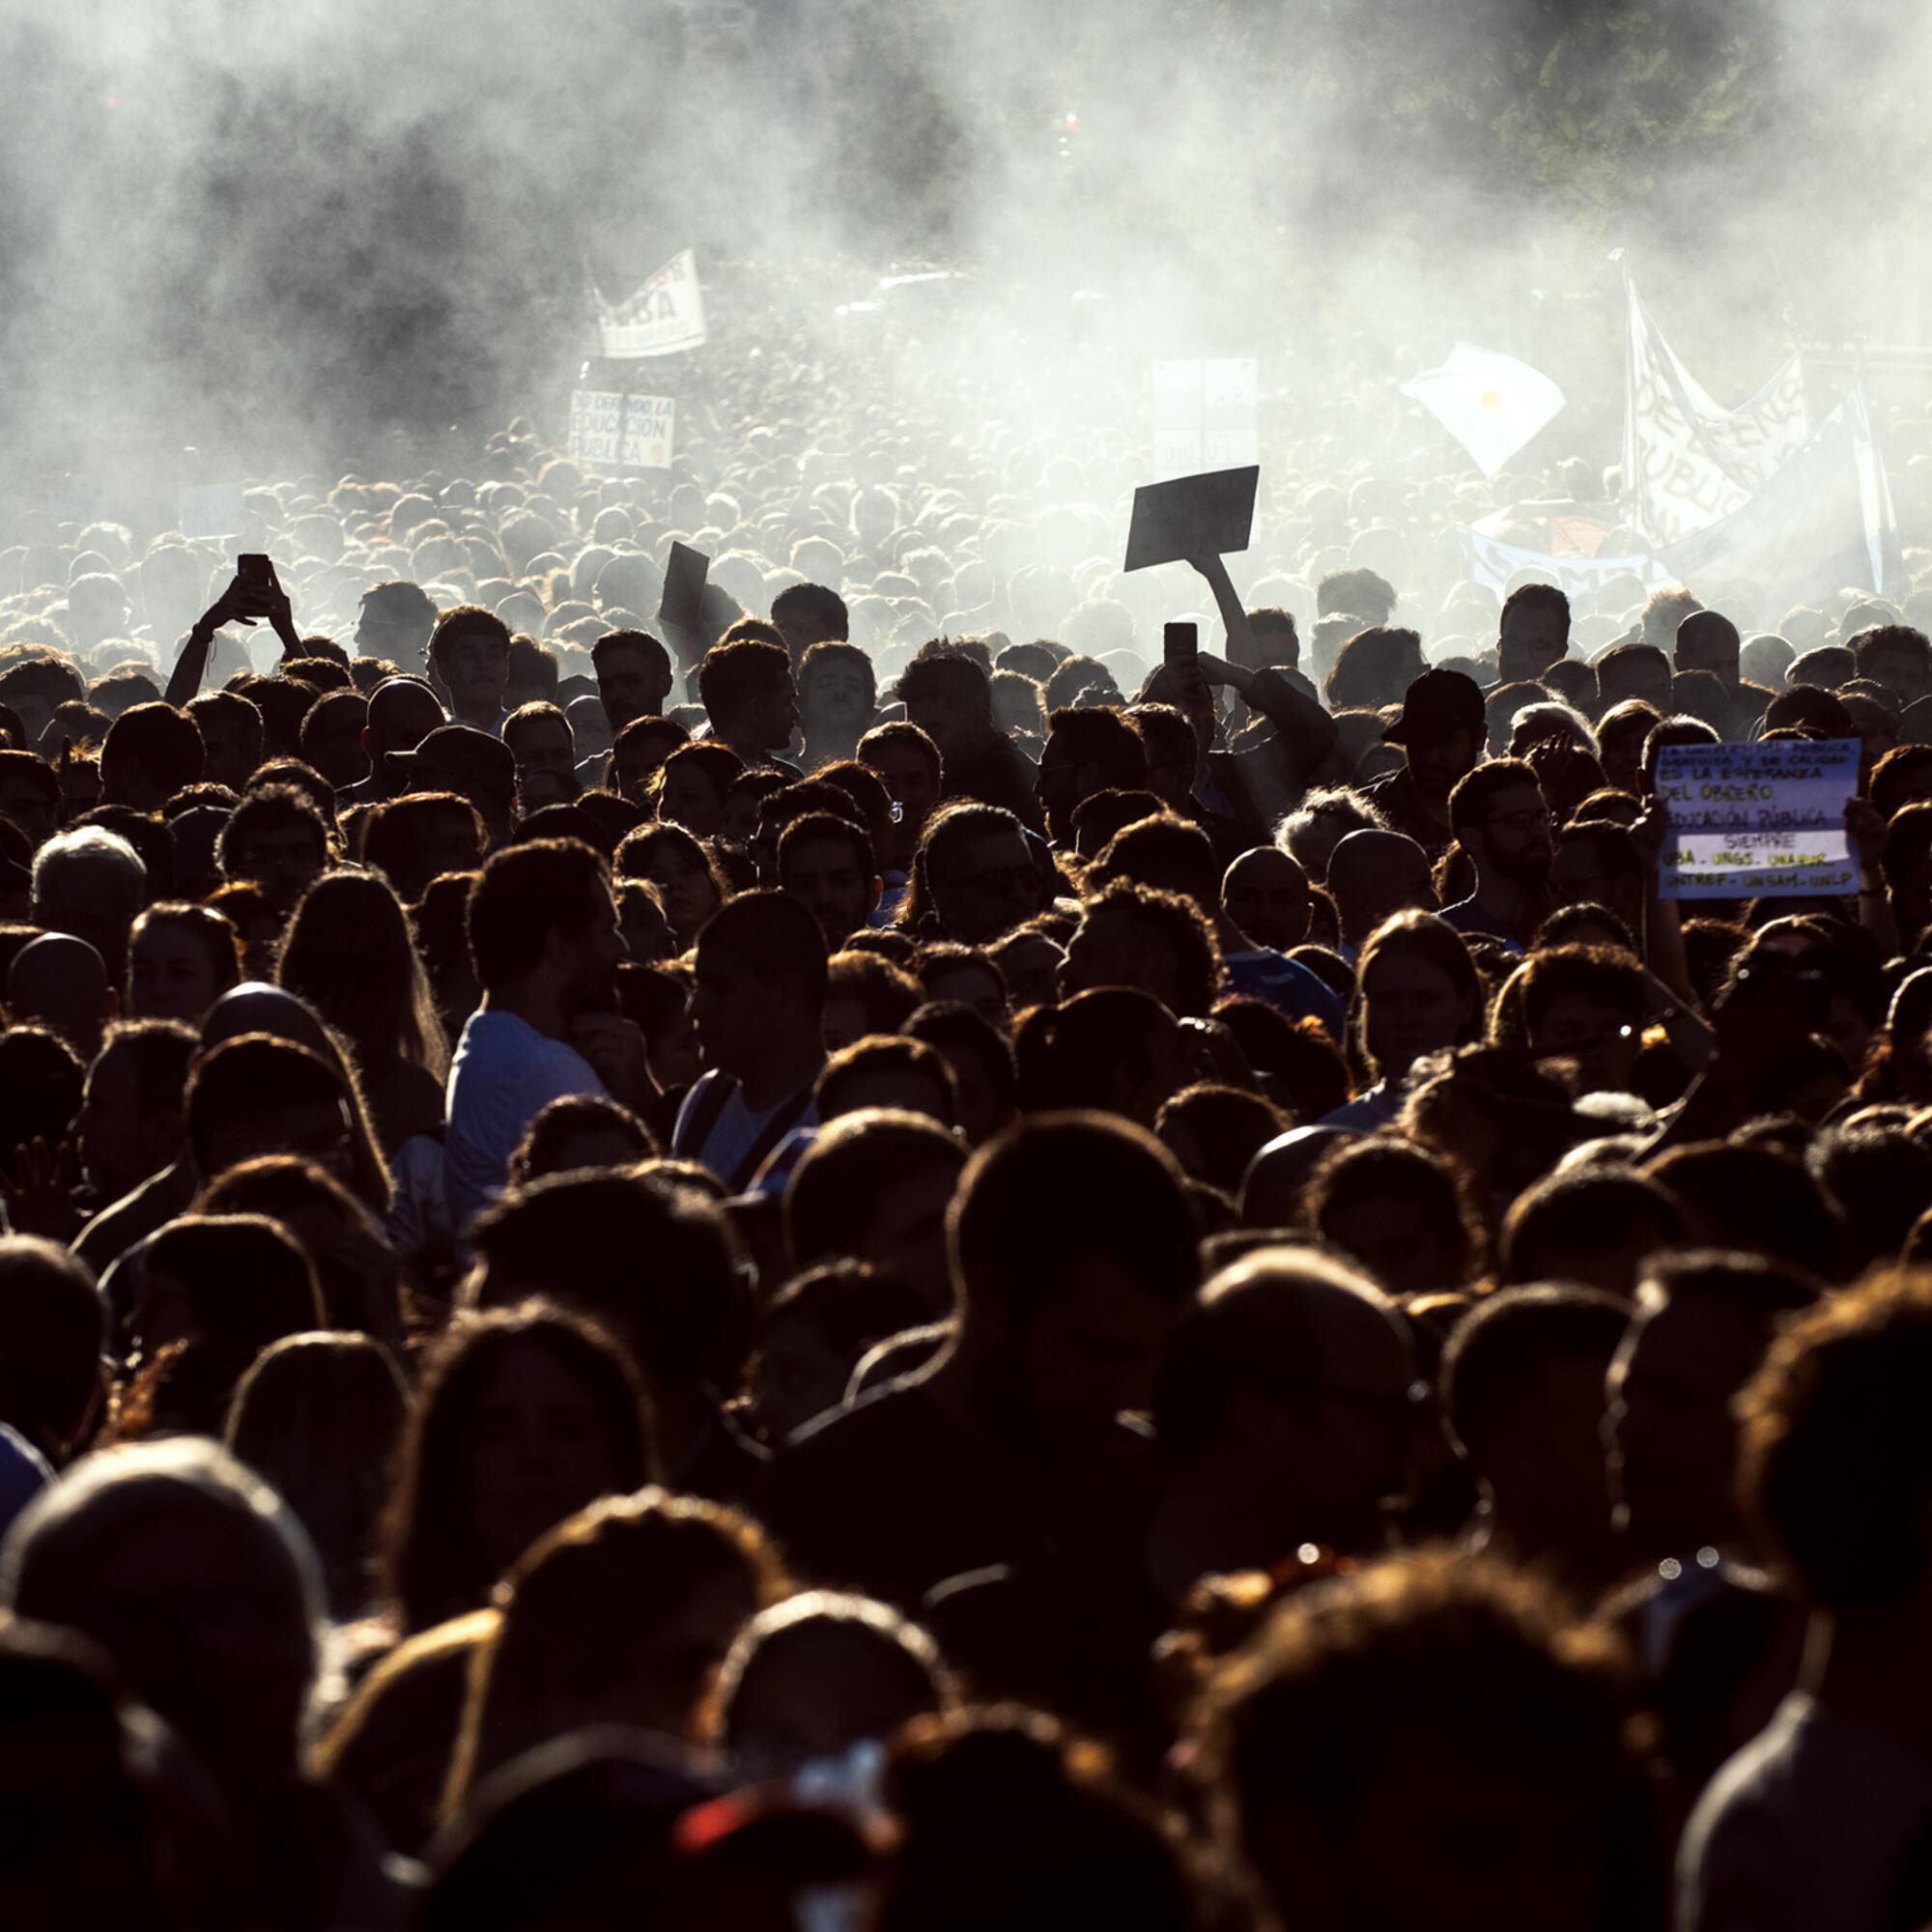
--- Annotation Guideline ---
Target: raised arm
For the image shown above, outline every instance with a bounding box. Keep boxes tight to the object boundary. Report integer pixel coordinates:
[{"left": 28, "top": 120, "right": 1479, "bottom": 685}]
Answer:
[
  {"left": 163, "top": 565, "right": 303, "bottom": 708},
  {"left": 1187, "top": 548, "right": 1261, "bottom": 667},
  {"left": 1198, "top": 651, "right": 1339, "bottom": 772}
]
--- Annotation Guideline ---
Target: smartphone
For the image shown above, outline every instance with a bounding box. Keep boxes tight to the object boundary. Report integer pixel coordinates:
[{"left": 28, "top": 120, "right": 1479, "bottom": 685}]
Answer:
[
  {"left": 237, "top": 553, "right": 281, "bottom": 592},
  {"left": 1164, "top": 620, "right": 1198, "bottom": 668}
]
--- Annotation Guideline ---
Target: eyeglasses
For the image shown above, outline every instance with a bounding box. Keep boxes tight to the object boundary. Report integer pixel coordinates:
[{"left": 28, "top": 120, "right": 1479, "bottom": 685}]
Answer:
[{"left": 1485, "top": 807, "right": 1553, "bottom": 833}]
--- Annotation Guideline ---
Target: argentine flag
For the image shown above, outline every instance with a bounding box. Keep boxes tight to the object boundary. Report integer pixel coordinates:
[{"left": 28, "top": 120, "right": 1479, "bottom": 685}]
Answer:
[{"left": 1401, "top": 343, "right": 1567, "bottom": 478}]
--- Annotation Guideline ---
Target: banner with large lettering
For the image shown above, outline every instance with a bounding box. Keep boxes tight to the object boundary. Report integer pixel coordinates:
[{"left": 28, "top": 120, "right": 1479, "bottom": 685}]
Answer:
[
  {"left": 1655, "top": 383, "right": 1902, "bottom": 598},
  {"left": 592, "top": 248, "right": 707, "bottom": 359},
  {"left": 1620, "top": 259, "right": 1808, "bottom": 549}
]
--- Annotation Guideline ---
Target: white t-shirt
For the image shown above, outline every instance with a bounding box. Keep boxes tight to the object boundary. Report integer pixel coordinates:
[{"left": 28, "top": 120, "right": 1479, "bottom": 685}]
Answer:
[
  {"left": 444, "top": 1009, "right": 605, "bottom": 1234},
  {"left": 1679, "top": 1690, "right": 1932, "bottom": 1932},
  {"left": 672, "top": 1069, "right": 818, "bottom": 1192}
]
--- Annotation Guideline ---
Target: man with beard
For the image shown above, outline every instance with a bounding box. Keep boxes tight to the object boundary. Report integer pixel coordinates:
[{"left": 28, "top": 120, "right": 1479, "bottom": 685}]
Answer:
[
  {"left": 443, "top": 838, "right": 644, "bottom": 1233},
  {"left": 1439, "top": 758, "right": 1554, "bottom": 951},
  {"left": 1362, "top": 669, "right": 1486, "bottom": 860},
  {"left": 698, "top": 639, "right": 803, "bottom": 775},
  {"left": 593, "top": 630, "right": 674, "bottom": 737}
]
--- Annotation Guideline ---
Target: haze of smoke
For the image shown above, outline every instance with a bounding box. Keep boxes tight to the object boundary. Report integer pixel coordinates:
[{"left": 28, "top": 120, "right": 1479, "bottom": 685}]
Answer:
[{"left": 0, "top": 0, "right": 1927, "bottom": 511}]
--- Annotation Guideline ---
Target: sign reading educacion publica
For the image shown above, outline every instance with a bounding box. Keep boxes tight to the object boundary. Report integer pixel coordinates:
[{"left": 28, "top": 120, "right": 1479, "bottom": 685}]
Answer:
[
  {"left": 568, "top": 391, "right": 676, "bottom": 470},
  {"left": 1656, "top": 737, "right": 1860, "bottom": 899}
]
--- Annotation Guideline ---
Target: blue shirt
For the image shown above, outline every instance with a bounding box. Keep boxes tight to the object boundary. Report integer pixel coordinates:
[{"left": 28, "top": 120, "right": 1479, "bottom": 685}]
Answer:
[{"left": 1224, "top": 949, "right": 1348, "bottom": 1038}]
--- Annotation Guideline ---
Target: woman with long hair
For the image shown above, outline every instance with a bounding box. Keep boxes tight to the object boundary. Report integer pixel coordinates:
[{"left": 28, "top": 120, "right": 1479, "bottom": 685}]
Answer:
[
  {"left": 378, "top": 1301, "right": 656, "bottom": 1637},
  {"left": 276, "top": 868, "right": 449, "bottom": 1153}
]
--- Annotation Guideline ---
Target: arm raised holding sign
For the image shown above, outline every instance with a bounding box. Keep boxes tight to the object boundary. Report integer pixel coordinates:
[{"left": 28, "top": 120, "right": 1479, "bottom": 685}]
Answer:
[
  {"left": 1185, "top": 546, "right": 1263, "bottom": 669},
  {"left": 1124, "top": 466, "right": 1342, "bottom": 826}
]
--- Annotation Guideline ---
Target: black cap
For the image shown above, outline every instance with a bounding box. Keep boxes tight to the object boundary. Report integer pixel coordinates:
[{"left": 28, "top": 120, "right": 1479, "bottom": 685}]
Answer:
[
  {"left": 1383, "top": 668, "right": 1486, "bottom": 747},
  {"left": 390, "top": 724, "right": 515, "bottom": 804}
]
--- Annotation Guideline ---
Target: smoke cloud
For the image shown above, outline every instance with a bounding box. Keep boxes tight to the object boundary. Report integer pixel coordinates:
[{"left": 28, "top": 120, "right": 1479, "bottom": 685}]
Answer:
[{"left": 1, "top": 0, "right": 1927, "bottom": 554}]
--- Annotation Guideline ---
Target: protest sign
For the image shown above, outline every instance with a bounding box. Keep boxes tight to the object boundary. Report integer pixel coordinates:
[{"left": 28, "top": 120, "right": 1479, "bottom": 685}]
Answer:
[
  {"left": 1151, "top": 359, "right": 1258, "bottom": 478},
  {"left": 177, "top": 481, "right": 246, "bottom": 538},
  {"left": 569, "top": 392, "right": 677, "bottom": 470},
  {"left": 594, "top": 247, "right": 707, "bottom": 358},
  {"left": 620, "top": 394, "right": 676, "bottom": 469},
  {"left": 569, "top": 389, "right": 627, "bottom": 466},
  {"left": 659, "top": 540, "right": 709, "bottom": 633},
  {"left": 1124, "top": 465, "right": 1259, "bottom": 572},
  {"left": 1656, "top": 737, "right": 1860, "bottom": 899}
]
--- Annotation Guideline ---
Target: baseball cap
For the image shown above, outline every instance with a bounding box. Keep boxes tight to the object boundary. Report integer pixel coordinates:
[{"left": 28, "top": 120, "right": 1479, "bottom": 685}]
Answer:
[
  {"left": 391, "top": 724, "right": 515, "bottom": 805},
  {"left": 1383, "top": 668, "right": 1486, "bottom": 746}
]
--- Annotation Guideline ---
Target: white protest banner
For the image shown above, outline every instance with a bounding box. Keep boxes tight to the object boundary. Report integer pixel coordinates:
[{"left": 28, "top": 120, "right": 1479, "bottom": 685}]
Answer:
[
  {"left": 1401, "top": 342, "right": 1565, "bottom": 477},
  {"left": 593, "top": 247, "right": 707, "bottom": 358},
  {"left": 1151, "top": 359, "right": 1257, "bottom": 479},
  {"left": 1656, "top": 384, "right": 1903, "bottom": 599},
  {"left": 569, "top": 392, "right": 678, "bottom": 471},
  {"left": 1620, "top": 258, "right": 1808, "bottom": 549},
  {"left": 177, "top": 481, "right": 246, "bottom": 538},
  {"left": 1656, "top": 737, "right": 1860, "bottom": 900}
]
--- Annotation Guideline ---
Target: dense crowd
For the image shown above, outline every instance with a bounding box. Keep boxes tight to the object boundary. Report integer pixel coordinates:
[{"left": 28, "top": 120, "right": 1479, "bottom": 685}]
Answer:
[{"left": 2, "top": 346, "right": 1932, "bottom": 1931}]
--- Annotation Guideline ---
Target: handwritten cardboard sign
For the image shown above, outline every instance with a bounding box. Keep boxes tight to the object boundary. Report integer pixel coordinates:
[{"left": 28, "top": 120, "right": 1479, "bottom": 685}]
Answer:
[
  {"left": 569, "top": 391, "right": 676, "bottom": 470},
  {"left": 1657, "top": 738, "right": 1859, "bottom": 898}
]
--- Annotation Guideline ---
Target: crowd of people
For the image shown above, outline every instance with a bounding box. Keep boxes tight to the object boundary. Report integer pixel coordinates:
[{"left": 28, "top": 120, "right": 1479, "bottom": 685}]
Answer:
[{"left": 2, "top": 350, "right": 1932, "bottom": 1930}]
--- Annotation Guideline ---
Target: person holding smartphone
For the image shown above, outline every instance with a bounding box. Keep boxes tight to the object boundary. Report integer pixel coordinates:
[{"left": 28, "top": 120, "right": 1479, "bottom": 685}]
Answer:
[{"left": 164, "top": 555, "right": 302, "bottom": 710}]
